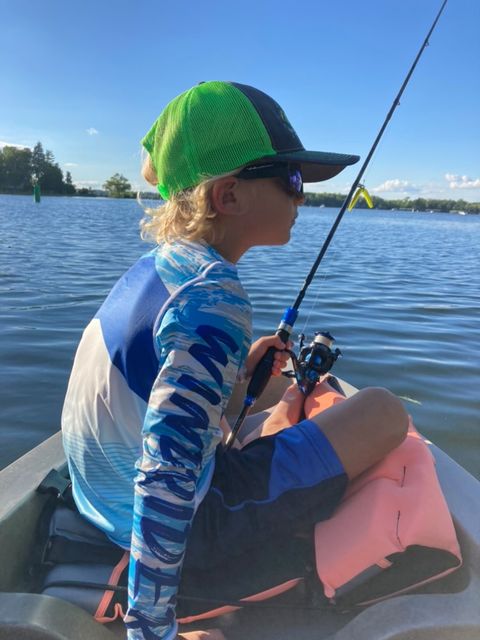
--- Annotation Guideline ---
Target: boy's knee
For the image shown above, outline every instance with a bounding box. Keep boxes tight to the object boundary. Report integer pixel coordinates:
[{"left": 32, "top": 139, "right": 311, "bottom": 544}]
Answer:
[{"left": 363, "top": 386, "right": 409, "bottom": 449}]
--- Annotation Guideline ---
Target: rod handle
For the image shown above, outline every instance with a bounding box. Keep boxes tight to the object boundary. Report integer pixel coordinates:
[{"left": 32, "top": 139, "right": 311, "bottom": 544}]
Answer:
[
  {"left": 225, "top": 328, "right": 291, "bottom": 451},
  {"left": 245, "top": 328, "right": 290, "bottom": 401}
]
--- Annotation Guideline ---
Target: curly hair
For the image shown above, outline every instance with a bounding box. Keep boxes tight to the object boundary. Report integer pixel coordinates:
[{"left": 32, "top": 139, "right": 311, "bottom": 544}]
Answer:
[{"left": 139, "top": 154, "right": 235, "bottom": 245}]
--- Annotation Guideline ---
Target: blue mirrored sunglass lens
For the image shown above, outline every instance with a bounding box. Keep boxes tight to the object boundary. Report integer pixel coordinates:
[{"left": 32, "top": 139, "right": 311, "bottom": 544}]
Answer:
[{"left": 289, "top": 170, "right": 303, "bottom": 193}]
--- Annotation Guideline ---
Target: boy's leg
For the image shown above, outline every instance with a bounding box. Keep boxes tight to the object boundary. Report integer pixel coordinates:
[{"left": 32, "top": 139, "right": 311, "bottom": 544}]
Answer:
[
  {"left": 243, "top": 381, "right": 408, "bottom": 480},
  {"left": 234, "top": 408, "right": 275, "bottom": 445},
  {"left": 304, "top": 385, "right": 408, "bottom": 480},
  {"left": 185, "top": 416, "right": 348, "bottom": 570},
  {"left": 185, "top": 381, "right": 408, "bottom": 571}
]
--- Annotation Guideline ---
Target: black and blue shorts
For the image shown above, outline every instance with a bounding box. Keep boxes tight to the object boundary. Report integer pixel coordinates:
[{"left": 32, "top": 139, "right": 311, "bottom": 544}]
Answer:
[{"left": 182, "top": 419, "right": 347, "bottom": 583}]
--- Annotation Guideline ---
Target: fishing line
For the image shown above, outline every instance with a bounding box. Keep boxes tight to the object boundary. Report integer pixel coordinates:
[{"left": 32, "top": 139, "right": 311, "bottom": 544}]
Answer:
[
  {"left": 226, "top": 0, "right": 449, "bottom": 449},
  {"left": 300, "top": 239, "right": 340, "bottom": 337}
]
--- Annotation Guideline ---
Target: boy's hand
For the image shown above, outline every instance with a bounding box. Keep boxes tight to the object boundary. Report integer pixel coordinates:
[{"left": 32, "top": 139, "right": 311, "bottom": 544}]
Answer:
[
  {"left": 246, "top": 335, "right": 293, "bottom": 378},
  {"left": 177, "top": 630, "right": 226, "bottom": 639}
]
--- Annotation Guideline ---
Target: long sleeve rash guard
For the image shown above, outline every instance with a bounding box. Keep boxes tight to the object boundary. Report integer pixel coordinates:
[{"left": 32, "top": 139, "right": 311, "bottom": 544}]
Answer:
[{"left": 61, "top": 240, "right": 252, "bottom": 639}]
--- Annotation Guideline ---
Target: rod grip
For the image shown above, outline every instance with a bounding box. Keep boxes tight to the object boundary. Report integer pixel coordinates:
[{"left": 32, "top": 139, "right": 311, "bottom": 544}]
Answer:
[{"left": 245, "top": 328, "right": 290, "bottom": 401}]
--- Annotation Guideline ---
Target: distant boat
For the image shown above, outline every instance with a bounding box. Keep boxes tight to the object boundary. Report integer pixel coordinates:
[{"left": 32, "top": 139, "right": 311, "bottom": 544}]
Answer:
[{"left": 457, "top": 211, "right": 467, "bottom": 216}]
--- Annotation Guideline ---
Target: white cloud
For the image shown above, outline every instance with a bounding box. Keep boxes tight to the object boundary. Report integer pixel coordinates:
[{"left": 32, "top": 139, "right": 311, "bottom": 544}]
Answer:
[
  {"left": 444, "top": 173, "right": 480, "bottom": 189},
  {"left": 64, "top": 162, "right": 78, "bottom": 167},
  {"left": 372, "top": 179, "right": 419, "bottom": 194},
  {"left": 304, "top": 176, "right": 479, "bottom": 201},
  {"left": 86, "top": 128, "right": 99, "bottom": 136},
  {"left": 0, "top": 140, "right": 31, "bottom": 150}
]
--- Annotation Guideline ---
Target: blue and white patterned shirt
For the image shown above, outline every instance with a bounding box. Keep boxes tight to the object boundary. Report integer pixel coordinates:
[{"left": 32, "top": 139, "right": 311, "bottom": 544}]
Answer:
[{"left": 62, "top": 239, "right": 252, "bottom": 639}]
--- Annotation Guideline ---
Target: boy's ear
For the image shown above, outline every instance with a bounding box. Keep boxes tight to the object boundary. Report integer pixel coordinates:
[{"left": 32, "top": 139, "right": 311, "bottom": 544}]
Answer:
[{"left": 210, "top": 177, "right": 243, "bottom": 215}]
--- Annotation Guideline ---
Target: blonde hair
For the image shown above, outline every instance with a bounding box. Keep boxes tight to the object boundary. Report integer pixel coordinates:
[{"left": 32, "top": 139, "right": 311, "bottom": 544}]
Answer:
[{"left": 139, "top": 154, "right": 235, "bottom": 245}]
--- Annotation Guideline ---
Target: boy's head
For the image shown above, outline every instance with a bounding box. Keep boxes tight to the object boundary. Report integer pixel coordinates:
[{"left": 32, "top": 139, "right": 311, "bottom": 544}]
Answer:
[
  {"left": 141, "top": 81, "right": 359, "bottom": 201},
  {"left": 140, "top": 81, "right": 360, "bottom": 254}
]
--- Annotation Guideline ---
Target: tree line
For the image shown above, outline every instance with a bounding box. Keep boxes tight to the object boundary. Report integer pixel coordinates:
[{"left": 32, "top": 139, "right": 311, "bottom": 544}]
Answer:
[
  {"left": 0, "top": 144, "right": 136, "bottom": 199},
  {"left": 1, "top": 144, "right": 478, "bottom": 211},
  {"left": 0, "top": 143, "right": 76, "bottom": 195},
  {"left": 303, "top": 191, "right": 480, "bottom": 214}
]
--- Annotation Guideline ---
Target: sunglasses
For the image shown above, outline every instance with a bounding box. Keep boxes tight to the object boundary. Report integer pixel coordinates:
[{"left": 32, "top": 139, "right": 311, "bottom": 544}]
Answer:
[{"left": 236, "top": 162, "right": 304, "bottom": 197}]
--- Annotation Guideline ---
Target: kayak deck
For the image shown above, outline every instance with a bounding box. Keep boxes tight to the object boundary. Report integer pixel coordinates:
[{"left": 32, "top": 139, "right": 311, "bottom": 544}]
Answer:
[{"left": 0, "top": 377, "right": 479, "bottom": 639}]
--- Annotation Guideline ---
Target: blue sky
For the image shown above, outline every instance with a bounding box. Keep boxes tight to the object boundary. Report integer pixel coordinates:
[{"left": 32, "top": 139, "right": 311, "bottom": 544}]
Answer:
[{"left": 1, "top": 0, "right": 479, "bottom": 201}]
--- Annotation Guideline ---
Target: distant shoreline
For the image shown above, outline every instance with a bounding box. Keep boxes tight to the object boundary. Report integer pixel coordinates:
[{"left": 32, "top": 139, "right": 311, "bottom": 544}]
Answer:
[
  {"left": 1, "top": 190, "right": 479, "bottom": 214},
  {"left": 303, "top": 192, "right": 480, "bottom": 215}
]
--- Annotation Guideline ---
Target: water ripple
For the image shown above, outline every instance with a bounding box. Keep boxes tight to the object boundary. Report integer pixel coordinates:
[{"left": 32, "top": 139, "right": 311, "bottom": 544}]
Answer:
[{"left": 1, "top": 196, "right": 479, "bottom": 476}]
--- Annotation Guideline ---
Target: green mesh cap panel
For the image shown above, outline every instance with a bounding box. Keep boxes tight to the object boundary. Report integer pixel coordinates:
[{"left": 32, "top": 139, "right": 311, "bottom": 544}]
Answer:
[{"left": 142, "top": 82, "right": 277, "bottom": 200}]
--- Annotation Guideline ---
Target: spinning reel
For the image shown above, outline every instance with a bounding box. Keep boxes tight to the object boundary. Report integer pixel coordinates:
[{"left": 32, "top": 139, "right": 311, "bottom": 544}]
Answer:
[{"left": 284, "top": 331, "right": 342, "bottom": 396}]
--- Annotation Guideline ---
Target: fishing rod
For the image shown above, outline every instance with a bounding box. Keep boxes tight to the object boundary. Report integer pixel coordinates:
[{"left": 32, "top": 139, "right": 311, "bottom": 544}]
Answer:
[{"left": 225, "top": 0, "right": 449, "bottom": 450}]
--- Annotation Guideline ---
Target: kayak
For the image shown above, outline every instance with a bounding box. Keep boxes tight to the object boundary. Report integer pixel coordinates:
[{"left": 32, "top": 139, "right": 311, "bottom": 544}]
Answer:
[{"left": 0, "top": 375, "right": 479, "bottom": 639}]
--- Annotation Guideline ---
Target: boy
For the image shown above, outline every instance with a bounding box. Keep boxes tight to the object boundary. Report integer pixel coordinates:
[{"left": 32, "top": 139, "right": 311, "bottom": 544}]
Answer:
[{"left": 62, "top": 81, "right": 407, "bottom": 640}]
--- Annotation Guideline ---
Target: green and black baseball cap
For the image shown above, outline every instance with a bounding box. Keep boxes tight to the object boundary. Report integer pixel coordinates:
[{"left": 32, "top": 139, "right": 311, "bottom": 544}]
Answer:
[{"left": 142, "top": 81, "right": 360, "bottom": 200}]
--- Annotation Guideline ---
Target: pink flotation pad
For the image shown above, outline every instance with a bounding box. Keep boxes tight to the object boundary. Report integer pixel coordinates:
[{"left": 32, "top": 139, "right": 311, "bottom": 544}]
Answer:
[{"left": 308, "top": 381, "right": 462, "bottom": 605}]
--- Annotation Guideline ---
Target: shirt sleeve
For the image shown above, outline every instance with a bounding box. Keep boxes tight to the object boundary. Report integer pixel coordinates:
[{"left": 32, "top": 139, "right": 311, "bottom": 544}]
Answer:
[{"left": 124, "top": 275, "right": 251, "bottom": 639}]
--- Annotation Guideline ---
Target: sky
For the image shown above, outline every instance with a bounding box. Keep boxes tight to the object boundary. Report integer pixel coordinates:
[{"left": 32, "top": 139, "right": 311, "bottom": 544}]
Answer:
[{"left": 1, "top": 0, "right": 479, "bottom": 201}]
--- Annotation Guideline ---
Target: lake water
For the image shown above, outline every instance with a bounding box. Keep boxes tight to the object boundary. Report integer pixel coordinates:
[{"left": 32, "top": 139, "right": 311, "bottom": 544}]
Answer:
[{"left": 0, "top": 195, "right": 479, "bottom": 476}]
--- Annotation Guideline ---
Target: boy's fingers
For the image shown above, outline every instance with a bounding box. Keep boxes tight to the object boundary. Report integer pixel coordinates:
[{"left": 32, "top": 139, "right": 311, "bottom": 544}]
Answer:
[
  {"left": 269, "top": 335, "right": 292, "bottom": 350},
  {"left": 272, "top": 346, "right": 293, "bottom": 376},
  {"left": 277, "top": 337, "right": 293, "bottom": 351}
]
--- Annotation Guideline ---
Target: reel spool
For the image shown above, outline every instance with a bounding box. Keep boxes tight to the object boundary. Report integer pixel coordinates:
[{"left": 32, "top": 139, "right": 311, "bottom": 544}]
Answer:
[{"left": 285, "top": 331, "right": 341, "bottom": 395}]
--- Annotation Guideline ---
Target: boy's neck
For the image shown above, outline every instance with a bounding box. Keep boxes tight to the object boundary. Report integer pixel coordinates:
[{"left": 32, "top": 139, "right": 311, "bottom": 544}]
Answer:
[{"left": 209, "top": 237, "right": 247, "bottom": 264}]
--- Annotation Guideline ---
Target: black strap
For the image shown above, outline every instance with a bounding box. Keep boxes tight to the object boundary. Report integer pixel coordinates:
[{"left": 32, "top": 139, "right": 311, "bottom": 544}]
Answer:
[
  {"left": 28, "top": 469, "right": 75, "bottom": 589},
  {"left": 37, "top": 468, "right": 73, "bottom": 506}
]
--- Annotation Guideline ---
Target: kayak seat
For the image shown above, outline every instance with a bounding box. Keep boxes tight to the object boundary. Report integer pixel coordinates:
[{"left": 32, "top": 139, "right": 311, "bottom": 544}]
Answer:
[{"left": 0, "top": 592, "right": 117, "bottom": 640}]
